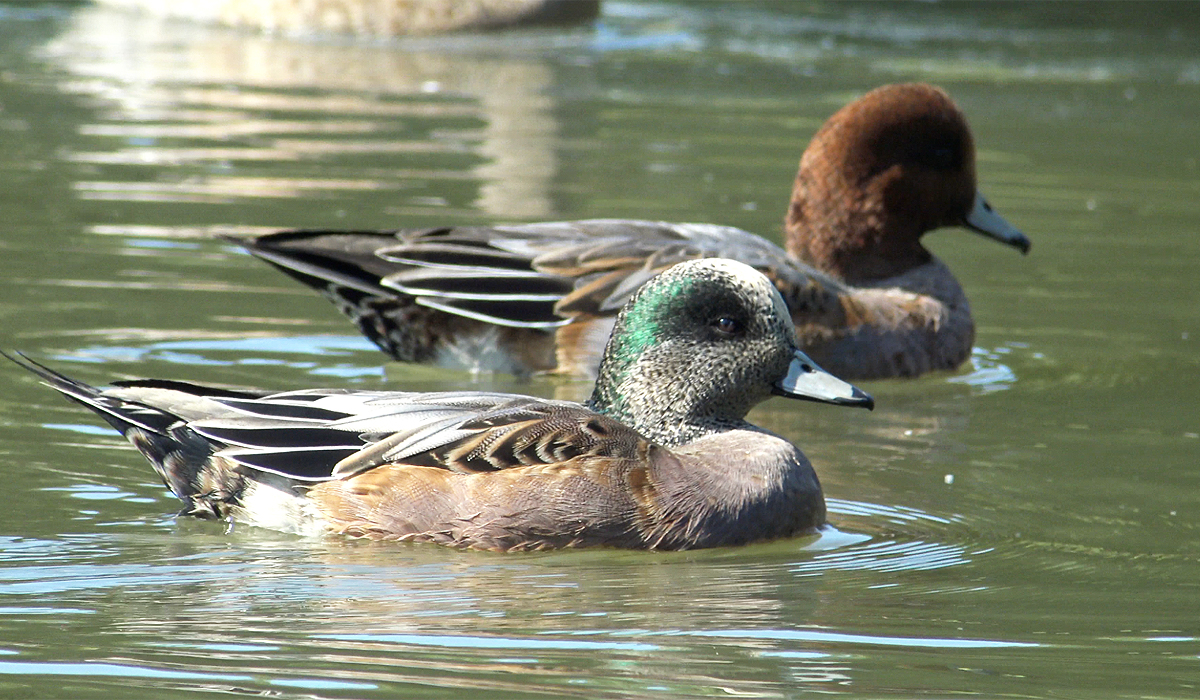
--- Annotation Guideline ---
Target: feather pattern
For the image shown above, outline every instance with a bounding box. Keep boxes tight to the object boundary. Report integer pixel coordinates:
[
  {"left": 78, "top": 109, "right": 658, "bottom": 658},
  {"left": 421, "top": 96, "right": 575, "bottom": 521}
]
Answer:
[
  {"left": 225, "top": 221, "right": 857, "bottom": 375},
  {"left": 372, "top": 220, "right": 849, "bottom": 323}
]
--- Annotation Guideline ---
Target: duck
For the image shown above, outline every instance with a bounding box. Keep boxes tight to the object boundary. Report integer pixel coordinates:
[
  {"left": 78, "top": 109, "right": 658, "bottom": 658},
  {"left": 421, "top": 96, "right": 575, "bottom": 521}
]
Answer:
[
  {"left": 228, "top": 82, "right": 1030, "bottom": 380},
  {"left": 9, "top": 259, "right": 874, "bottom": 551}
]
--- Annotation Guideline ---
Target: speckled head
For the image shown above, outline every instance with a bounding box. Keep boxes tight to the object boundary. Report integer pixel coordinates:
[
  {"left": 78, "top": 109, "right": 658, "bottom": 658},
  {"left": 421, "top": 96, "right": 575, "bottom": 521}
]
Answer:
[{"left": 588, "top": 258, "right": 872, "bottom": 446}]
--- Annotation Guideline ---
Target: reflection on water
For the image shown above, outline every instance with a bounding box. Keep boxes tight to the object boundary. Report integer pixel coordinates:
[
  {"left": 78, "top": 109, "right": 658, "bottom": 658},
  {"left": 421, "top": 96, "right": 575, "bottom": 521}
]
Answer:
[
  {"left": 45, "top": 4, "right": 570, "bottom": 221},
  {"left": 64, "top": 335, "right": 380, "bottom": 373},
  {"left": 95, "top": 0, "right": 600, "bottom": 37},
  {"left": 948, "top": 344, "right": 1022, "bottom": 393},
  {"left": 0, "top": 523, "right": 1003, "bottom": 698}
]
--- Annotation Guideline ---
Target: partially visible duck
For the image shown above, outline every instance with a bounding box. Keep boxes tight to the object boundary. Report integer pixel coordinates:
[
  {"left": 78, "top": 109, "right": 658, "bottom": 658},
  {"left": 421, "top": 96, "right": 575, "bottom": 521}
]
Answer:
[
  {"left": 229, "top": 83, "right": 1030, "bottom": 380},
  {"left": 9, "top": 259, "right": 873, "bottom": 551},
  {"left": 94, "top": 0, "right": 601, "bottom": 36}
]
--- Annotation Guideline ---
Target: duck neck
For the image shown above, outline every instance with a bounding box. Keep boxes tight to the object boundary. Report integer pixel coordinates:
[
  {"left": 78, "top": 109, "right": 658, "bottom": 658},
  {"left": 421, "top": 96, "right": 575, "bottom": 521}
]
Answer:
[
  {"left": 587, "top": 354, "right": 750, "bottom": 448},
  {"left": 785, "top": 174, "right": 933, "bottom": 285},
  {"left": 588, "top": 385, "right": 746, "bottom": 448}
]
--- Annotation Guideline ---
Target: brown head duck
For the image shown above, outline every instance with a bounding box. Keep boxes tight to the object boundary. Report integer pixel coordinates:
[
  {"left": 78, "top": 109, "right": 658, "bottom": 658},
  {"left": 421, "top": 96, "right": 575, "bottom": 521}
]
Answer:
[{"left": 229, "top": 83, "right": 1030, "bottom": 380}]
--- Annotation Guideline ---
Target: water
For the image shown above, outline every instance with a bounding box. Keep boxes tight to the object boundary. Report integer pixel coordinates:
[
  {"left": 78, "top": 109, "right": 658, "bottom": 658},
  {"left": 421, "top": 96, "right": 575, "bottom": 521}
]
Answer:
[{"left": 0, "top": 1, "right": 1197, "bottom": 697}]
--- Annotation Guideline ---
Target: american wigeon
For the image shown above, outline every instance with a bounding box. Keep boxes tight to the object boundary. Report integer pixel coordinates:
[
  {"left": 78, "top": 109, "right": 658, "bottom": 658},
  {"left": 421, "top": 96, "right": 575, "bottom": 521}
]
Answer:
[
  {"left": 10, "top": 259, "right": 873, "bottom": 551},
  {"left": 228, "top": 83, "right": 1030, "bottom": 380}
]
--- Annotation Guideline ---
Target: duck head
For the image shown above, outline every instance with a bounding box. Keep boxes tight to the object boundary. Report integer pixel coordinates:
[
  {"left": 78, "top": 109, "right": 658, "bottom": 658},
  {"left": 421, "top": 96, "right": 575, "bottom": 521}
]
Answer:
[
  {"left": 588, "top": 258, "right": 873, "bottom": 447},
  {"left": 786, "top": 83, "right": 1031, "bottom": 284}
]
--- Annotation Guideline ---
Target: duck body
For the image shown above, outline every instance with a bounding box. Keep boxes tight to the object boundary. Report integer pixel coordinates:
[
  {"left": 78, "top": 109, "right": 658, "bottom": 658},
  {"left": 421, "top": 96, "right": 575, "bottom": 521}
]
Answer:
[
  {"left": 231, "top": 83, "right": 1029, "bottom": 381},
  {"left": 236, "top": 217, "right": 979, "bottom": 380},
  {"left": 12, "top": 259, "right": 872, "bottom": 551},
  {"left": 24, "top": 379, "right": 817, "bottom": 550},
  {"left": 797, "top": 257, "right": 975, "bottom": 379}
]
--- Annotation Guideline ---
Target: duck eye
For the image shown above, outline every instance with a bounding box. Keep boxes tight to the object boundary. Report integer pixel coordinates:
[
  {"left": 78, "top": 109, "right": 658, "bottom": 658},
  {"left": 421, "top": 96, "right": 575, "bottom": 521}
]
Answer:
[
  {"left": 712, "top": 316, "right": 742, "bottom": 336},
  {"left": 926, "top": 146, "right": 957, "bottom": 170}
]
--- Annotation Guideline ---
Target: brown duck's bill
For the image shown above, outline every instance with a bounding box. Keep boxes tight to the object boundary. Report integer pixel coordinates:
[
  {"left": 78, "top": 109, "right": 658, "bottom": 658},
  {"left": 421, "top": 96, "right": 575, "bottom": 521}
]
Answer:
[
  {"left": 965, "top": 192, "right": 1032, "bottom": 254},
  {"left": 773, "top": 351, "right": 874, "bottom": 410}
]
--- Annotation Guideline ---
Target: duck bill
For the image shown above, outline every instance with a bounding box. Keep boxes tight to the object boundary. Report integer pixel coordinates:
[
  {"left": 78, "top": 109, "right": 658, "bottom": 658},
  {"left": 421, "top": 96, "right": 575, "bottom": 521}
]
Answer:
[
  {"left": 964, "top": 192, "right": 1031, "bottom": 254},
  {"left": 773, "top": 351, "right": 874, "bottom": 410}
]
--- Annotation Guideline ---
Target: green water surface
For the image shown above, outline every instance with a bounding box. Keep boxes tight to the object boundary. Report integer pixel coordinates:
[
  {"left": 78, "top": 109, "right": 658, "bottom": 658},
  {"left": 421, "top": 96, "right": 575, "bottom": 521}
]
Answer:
[{"left": 0, "top": 2, "right": 1197, "bottom": 698}]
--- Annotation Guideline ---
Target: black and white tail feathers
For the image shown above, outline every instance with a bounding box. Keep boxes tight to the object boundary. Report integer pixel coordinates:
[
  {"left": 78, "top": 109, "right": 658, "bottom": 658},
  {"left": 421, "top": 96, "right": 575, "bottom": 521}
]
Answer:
[{"left": 4, "top": 352, "right": 259, "bottom": 517}]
